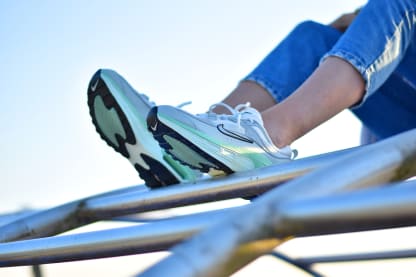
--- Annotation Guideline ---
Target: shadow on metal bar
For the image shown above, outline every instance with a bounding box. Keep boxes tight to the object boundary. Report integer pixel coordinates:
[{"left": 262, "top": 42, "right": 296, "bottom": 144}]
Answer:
[
  {"left": 137, "top": 129, "right": 416, "bottom": 277},
  {"left": 0, "top": 147, "right": 357, "bottom": 243},
  {"left": 268, "top": 252, "right": 324, "bottom": 277}
]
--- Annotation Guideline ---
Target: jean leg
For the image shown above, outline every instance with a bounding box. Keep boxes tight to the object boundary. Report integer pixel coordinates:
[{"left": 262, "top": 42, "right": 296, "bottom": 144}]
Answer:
[
  {"left": 323, "top": 0, "right": 416, "bottom": 102},
  {"left": 352, "top": 72, "right": 416, "bottom": 139},
  {"left": 243, "top": 21, "right": 342, "bottom": 102}
]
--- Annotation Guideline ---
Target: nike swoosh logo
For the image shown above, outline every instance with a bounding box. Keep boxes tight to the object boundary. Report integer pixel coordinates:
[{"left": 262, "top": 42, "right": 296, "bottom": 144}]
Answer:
[
  {"left": 217, "top": 124, "right": 253, "bottom": 143},
  {"left": 91, "top": 78, "right": 99, "bottom": 92},
  {"left": 150, "top": 121, "right": 158, "bottom": 132}
]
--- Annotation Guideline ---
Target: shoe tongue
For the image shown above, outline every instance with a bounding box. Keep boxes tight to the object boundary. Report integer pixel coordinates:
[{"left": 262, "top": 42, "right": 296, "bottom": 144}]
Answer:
[{"left": 240, "top": 107, "right": 263, "bottom": 125}]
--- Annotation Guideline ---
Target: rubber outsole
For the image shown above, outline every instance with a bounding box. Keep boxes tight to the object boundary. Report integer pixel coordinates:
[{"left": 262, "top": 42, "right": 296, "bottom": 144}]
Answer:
[
  {"left": 87, "top": 70, "right": 180, "bottom": 188},
  {"left": 147, "top": 106, "right": 233, "bottom": 175}
]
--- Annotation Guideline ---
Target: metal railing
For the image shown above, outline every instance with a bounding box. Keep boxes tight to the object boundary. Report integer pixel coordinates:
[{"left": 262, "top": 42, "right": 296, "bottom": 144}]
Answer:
[{"left": 1, "top": 129, "right": 415, "bottom": 276}]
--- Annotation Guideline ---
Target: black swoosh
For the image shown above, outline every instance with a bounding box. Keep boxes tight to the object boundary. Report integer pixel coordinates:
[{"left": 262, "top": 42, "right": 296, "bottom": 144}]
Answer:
[{"left": 216, "top": 124, "right": 254, "bottom": 143}]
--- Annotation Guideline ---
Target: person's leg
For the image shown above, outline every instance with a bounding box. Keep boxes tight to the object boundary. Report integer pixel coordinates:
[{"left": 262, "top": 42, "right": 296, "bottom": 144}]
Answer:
[
  {"left": 263, "top": 0, "right": 416, "bottom": 147},
  {"left": 217, "top": 81, "right": 276, "bottom": 113},
  {"left": 352, "top": 6, "right": 416, "bottom": 142},
  {"left": 214, "top": 21, "right": 343, "bottom": 114},
  {"left": 263, "top": 56, "right": 365, "bottom": 147},
  {"left": 352, "top": 65, "right": 416, "bottom": 140}
]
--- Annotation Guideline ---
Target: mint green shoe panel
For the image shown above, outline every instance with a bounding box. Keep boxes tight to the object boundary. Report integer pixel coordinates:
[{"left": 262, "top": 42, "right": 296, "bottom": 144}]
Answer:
[
  {"left": 164, "top": 135, "right": 218, "bottom": 171},
  {"left": 93, "top": 95, "right": 126, "bottom": 147}
]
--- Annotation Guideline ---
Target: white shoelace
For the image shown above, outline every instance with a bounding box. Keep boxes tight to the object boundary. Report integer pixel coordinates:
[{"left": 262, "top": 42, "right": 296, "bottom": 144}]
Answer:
[{"left": 206, "top": 102, "right": 262, "bottom": 124}]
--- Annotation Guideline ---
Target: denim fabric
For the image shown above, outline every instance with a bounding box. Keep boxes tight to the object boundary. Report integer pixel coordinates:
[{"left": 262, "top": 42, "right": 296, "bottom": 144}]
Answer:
[
  {"left": 244, "top": 21, "right": 341, "bottom": 103},
  {"left": 243, "top": 0, "right": 416, "bottom": 140}
]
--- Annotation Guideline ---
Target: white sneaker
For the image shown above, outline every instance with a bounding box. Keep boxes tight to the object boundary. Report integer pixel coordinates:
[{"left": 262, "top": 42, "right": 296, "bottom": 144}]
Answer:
[
  {"left": 147, "top": 103, "right": 296, "bottom": 176},
  {"left": 87, "top": 69, "right": 199, "bottom": 188}
]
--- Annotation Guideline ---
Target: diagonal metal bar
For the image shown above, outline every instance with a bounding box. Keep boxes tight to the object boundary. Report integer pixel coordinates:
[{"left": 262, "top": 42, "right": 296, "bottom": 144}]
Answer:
[
  {"left": 0, "top": 185, "right": 147, "bottom": 243},
  {"left": 2, "top": 181, "right": 416, "bottom": 267},
  {"left": 81, "top": 147, "right": 358, "bottom": 219},
  {"left": 0, "top": 147, "right": 357, "bottom": 243},
  {"left": 138, "top": 129, "right": 416, "bottom": 277}
]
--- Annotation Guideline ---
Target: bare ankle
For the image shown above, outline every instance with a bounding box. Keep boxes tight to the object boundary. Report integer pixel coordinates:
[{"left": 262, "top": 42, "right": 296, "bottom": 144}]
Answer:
[{"left": 262, "top": 114, "right": 292, "bottom": 148}]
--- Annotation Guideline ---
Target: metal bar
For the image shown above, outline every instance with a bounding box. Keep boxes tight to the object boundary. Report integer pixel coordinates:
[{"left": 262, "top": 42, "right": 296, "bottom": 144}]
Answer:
[
  {"left": 0, "top": 185, "right": 147, "bottom": 243},
  {"left": 0, "top": 202, "right": 82, "bottom": 243},
  {"left": 0, "top": 208, "right": 236, "bottom": 266},
  {"left": 0, "top": 210, "right": 38, "bottom": 227},
  {"left": 82, "top": 147, "right": 358, "bottom": 218},
  {"left": 138, "top": 129, "right": 416, "bottom": 277},
  {"left": 0, "top": 147, "right": 357, "bottom": 243},
  {"left": 295, "top": 248, "right": 416, "bottom": 264},
  {"left": 1, "top": 181, "right": 416, "bottom": 267}
]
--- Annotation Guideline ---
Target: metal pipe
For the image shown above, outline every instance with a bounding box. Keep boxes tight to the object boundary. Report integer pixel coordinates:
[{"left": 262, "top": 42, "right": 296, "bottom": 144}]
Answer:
[
  {"left": 82, "top": 147, "right": 359, "bottom": 218},
  {"left": 295, "top": 248, "right": 416, "bottom": 264},
  {"left": 0, "top": 208, "right": 236, "bottom": 266},
  {"left": 2, "top": 181, "right": 416, "bottom": 268},
  {"left": 0, "top": 148, "right": 356, "bottom": 243},
  {"left": 0, "top": 210, "right": 38, "bottom": 227},
  {"left": 0, "top": 185, "right": 146, "bottom": 243},
  {"left": 138, "top": 129, "right": 416, "bottom": 277},
  {"left": 0, "top": 202, "right": 83, "bottom": 243}
]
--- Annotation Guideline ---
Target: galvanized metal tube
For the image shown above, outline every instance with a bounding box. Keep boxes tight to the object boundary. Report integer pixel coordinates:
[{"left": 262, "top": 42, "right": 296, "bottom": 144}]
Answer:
[
  {"left": 138, "top": 129, "right": 416, "bottom": 277},
  {"left": 83, "top": 148, "right": 359, "bottom": 218},
  {"left": 0, "top": 202, "right": 83, "bottom": 243},
  {"left": 0, "top": 208, "right": 236, "bottom": 266},
  {"left": 0, "top": 185, "right": 146, "bottom": 243},
  {"left": 1, "top": 183, "right": 416, "bottom": 267}
]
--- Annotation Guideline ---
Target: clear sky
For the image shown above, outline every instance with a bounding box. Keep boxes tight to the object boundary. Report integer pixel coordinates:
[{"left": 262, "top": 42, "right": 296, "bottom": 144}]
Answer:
[{"left": 8, "top": 1, "right": 415, "bottom": 276}]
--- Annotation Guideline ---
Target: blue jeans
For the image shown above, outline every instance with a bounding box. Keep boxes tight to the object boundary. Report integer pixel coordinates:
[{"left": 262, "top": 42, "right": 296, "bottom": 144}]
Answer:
[{"left": 243, "top": 0, "right": 416, "bottom": 141}]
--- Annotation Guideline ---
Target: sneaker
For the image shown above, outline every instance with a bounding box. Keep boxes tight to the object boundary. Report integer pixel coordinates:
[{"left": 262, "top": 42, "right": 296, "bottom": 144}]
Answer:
[
  {"left": 147, "top": 102, "right": 296, "bottom": 176},
  {"left": 87, "top": 69, "right": 199, "bottom": 188}
]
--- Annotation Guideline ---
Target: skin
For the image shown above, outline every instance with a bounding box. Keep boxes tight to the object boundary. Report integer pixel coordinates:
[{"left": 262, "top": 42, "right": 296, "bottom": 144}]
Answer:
[{"left": 216, "top": 11, "right": 365, "bottom": 148}]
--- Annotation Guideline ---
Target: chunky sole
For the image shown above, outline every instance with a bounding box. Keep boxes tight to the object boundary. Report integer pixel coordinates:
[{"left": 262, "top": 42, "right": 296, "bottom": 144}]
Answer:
[
  {"left": 147, "top": 107, "right": 234, "bottom": 176},
  {"left": 87, "top": 70, "right": 181, "bottom": 188}
]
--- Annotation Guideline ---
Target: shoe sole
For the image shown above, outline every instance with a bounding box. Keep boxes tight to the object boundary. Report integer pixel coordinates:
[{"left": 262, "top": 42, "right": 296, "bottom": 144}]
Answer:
[
  {"left": 87, "top": 70, "right": 181, "bottom": 188},
  {"left": 147, "top": 107, "right": 234, "bottom": 176}
]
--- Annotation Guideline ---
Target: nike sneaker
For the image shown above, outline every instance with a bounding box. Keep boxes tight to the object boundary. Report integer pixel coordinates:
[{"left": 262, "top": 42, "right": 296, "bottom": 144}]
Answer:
[
  {"left": 147, "top": 103, "right": 296, "bottom": 176},
  {"left": 87, "top": 69, "right": 199, "bottom": 188}
]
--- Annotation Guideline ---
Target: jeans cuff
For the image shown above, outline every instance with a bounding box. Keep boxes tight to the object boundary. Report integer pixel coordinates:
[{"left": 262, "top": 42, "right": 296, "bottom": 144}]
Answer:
[{"left": 241, "top": 75, "right": 285, "bottom": 103}]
